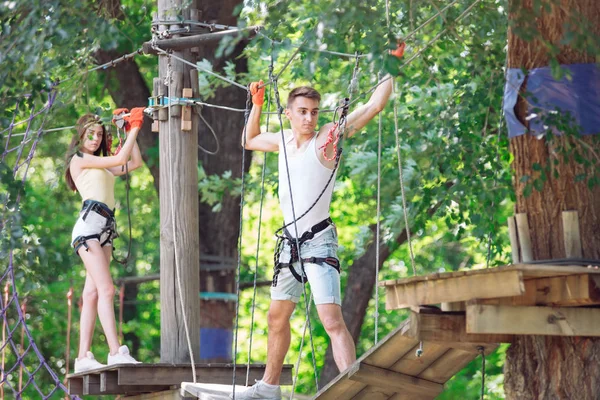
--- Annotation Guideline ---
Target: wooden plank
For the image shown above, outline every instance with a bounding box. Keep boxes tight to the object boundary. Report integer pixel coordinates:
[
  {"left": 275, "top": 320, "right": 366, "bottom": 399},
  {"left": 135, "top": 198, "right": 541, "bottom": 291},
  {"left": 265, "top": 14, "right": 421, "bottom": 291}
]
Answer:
[
  {"left": 347, "top": 363, "right": 443, "bottom": 398},
  {"left": 408, "top": 311, "right": 512, "bottom": 348},
  {"left": 117, "top": 364, "right": 292, "bottom": 386},
  {"left": 507, "top": 216, "right": 520, "bottom": 262},
  {"left": 385, "top": 270, "right": 524, "bottom": 309},
  {"left": 418, "top": 348, "right": 477, "bottom": 383},
  {"left": 380, "top": 264, "right": 600, "bottom": 287},
  {"left": 181, "top": 383, "right": 249, "bottom": 400},
  {"left": 124, "top": 389, "right": 183, "bottom": 400},
  {"left": 562, "top": 211, "right": 582, "bottom": 258},
  {"left": 466, "top": 304, "right": 600, "bottom": 336},
  {"left": 83, "top": 374, "right": 101, "bottom": 395},
  {"left": 101, "top": 370, "right": 170, "bottom": 395},
  {"left": 67, "top": 377, "right": 83, "bottom": 395},
  {"left": 477, "top": 274, "right": 600, "bottom": 307},
  {"left": 515, "top": 213, "right": 533, "bottom": 262},
  {"left": 389, "top": 342, "right": 450, "bottom": 376},
  {"left": 440, "top": 302, "right": 465, "bottom": 312}
]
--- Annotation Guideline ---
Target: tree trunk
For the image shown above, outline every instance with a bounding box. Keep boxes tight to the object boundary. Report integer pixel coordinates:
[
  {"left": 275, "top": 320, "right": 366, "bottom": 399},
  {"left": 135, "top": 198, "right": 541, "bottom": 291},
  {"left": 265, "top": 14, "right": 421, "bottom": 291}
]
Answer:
[
  {"left": 505, "top": 1, "right": 600, "bottom": 398},
  {"left": 195, "top": 0, "right": 250, "bottom": 362}
]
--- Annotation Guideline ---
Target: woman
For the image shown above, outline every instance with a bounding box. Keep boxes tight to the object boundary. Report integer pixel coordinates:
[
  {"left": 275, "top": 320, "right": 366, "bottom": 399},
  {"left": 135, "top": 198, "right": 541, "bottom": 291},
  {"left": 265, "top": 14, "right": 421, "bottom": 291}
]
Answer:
[{"left": 65, "top": 108, "right": 144, "bottom": 373}]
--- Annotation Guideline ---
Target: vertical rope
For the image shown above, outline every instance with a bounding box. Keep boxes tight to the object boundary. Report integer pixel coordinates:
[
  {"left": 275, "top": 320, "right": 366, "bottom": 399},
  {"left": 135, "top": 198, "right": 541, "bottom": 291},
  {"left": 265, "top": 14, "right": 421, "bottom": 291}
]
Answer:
[
  {"left": 118, "top": 284, "right": 125, "bottom": 341},
  {"left": 478, "top": 346, "right": 486, "bottom": 399},
  {"left": 1, "top": 282, "right": 9, "bottom": 398},
  {"left": 232, "top": 79, "right": 253, "bottom": 399},
  {"left": 64, "top": 286, "right": 73, "bottom": 386},
  {"left": 245, "top": 46, "right": 276, "bottom": 386},
  {"left": 374, "top": 103, "right": 383, "bottom": 344},
  {"left": 270, "top": 77, "right": 320, "bottom": 394},
  {"left": 18, "top": 300, "right": 27, "bottom": 393}
]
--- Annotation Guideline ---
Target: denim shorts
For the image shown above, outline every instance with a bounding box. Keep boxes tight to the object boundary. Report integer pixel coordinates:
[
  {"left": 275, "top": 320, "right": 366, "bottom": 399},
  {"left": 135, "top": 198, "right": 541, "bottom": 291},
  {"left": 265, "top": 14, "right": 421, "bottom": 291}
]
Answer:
[
  {"left": 271, "top": 227, "right": 341, "bottom": 305},
  {"left": 71, "top": 200, "right": 117, "bottom": 254}
]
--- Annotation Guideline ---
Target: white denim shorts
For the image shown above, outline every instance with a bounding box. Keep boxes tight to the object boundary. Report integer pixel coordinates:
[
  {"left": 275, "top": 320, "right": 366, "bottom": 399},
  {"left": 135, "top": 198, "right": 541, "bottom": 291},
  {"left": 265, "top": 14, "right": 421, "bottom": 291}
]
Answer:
[
  {"left": 71, "top": 200, "right": 117, "bottom": 254},
  {"left": 271, "top": 227, "right": 341, "bottom": 305}
]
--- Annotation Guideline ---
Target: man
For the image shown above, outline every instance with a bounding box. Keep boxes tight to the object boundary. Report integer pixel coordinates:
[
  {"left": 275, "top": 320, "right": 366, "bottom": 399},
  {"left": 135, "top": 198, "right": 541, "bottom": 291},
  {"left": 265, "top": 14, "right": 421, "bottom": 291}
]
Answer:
[{"left": 235, "top": 44, "right": 404, "bottom": 400}]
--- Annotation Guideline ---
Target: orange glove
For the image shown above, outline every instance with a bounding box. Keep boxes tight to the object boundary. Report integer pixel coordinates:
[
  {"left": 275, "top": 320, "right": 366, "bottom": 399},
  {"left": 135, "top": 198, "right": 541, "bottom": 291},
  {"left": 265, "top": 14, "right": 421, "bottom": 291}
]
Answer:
[
  {"left": 124, "top": 107, "right": 145, "bottom": 131},
  {"left": 249, "top": 80, "right": 265, "bottom": 107},
  {"left": 389, "top": 42, "right": 406, "bottom": 59}
]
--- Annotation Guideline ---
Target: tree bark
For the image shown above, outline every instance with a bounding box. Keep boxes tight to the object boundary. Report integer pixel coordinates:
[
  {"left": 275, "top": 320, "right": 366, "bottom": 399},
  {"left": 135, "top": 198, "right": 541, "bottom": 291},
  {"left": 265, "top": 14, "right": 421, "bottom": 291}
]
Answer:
[
  {"left": 505, "top": 1, "right": 600, "bottom": 398},
  {"left": 195, "top": 0, "right": 250, "bottom": 362}
]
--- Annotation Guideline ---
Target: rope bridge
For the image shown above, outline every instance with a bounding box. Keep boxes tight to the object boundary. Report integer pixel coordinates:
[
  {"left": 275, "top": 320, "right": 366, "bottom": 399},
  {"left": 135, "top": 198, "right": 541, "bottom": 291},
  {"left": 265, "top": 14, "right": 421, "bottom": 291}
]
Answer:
[{"left": 0, "top": 90, "right": 78, "bottom": 399}]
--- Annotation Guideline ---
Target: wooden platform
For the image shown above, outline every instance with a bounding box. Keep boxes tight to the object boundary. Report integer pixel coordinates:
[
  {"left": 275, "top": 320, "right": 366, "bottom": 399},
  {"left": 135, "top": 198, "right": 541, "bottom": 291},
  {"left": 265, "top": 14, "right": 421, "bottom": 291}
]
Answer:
[
  {"left": 381, "top": 264, "right": 600, "bottom": 337},
  {"left": 180, "top": 383, "right": 248, "bottom": 399},
  {"left": 313, "top": 308, "right": 500, "bottom": 400},
  {"left": 66, "top": 363, "right": 293, "bottom": 396}
]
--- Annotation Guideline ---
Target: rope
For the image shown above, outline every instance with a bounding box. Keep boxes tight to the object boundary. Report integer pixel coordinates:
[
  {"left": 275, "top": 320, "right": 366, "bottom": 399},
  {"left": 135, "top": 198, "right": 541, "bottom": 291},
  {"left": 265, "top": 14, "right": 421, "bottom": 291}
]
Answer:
[
  {"left": 478, "top": 346, "right": 486, "bottom": 400},
  {"left": 272, "top": 77, "right": 320, "bottom": 393},
  {"left": 153, "top": 46, "right": 247, "bottom": 90},
  {"left": 165, "top": 53, "right": 197, "bottom": 381},
  {"left": 231, "top": 82, "right": 253, "bottom": 400},
  {"left": 374, "top": 92, "right": 383, "bottom": 344},
  {"left": 197, "top": 109, "right": 220, "bottom": 155},
  {"left": 245, "top": 47, "right": 275, "bottom": 386}
]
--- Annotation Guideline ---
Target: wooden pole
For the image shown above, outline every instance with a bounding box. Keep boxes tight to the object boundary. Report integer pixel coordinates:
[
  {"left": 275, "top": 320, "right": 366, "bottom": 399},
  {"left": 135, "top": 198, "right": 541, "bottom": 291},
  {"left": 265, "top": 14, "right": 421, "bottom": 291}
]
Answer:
[
  {"left": 142, "top": 26, "right": 261, "bottom": 54},
  {"left": 158, "top": 0, "right": 200, "bottom": 364}
]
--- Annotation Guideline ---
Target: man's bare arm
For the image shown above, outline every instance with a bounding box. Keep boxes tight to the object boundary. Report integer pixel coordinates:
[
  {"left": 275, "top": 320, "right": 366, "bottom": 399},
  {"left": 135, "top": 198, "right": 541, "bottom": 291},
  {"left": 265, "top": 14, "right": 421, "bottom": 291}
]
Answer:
[
  {"left": 344, "top": 74, "right": 394, "bottom": 138},
  {"left": 241, "top": 81, "right": 279, "bottom": 152}
]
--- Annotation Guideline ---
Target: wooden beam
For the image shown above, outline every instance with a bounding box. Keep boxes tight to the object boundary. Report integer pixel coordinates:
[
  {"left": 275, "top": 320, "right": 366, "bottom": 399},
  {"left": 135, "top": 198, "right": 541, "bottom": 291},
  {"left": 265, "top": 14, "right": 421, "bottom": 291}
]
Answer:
[
  {"left": 347, "top": 363, "right": 444, "bottom": 398},
  {"left": 408, "top": 311, "right": 513, "bottom": 349},
  {"left": 507, "top": 216, "right": 520, "bottom": 263},
  {"left": 466, "top": 304, "right": 600, "bottom": 336},
  {"left": 385, "top": 269, "right": 525, "bottom": 310},
  {"left": 123, "top": 389, "right": 184, "bottom": 400},
  {"left": 83, "top": 374, "right": 101, "bottom": 395},
  {"left": 101, "top": 371, "right": 170, "bottom": 395},
  {"left": 477, "top": 274, "right": 600, "bottom": 307},
  {"left": 143, "top": 27, "right": 261, "bottom": 54},
  {"left": 562, "top": 211, "right": 582, "bottom": 258},
  {"left": 515, "top": 213, "right": 533, "bottom": 262},
  {"left": 67, "top": 377, "right": 83, "bottom": 395},
  {"left": 116, "top": 364, "right": 292, "bottom": 386}
]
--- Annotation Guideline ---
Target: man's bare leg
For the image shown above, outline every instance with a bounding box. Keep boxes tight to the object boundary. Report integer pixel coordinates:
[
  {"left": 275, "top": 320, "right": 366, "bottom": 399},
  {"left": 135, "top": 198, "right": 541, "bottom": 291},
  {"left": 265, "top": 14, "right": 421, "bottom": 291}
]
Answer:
[
  {"left": 316, "top": 304, "right": 356, "bottom": 372},
  {"left": 262, "top": 300, "right": 297, "bottom": 385}
]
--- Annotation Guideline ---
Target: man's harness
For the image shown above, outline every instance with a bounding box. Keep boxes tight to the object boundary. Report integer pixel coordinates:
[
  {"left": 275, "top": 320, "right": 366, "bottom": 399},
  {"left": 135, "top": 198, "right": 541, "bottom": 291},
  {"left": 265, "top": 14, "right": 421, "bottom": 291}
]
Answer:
[{"left": 272, "top": 217, "right": 340, "bottom": 286}]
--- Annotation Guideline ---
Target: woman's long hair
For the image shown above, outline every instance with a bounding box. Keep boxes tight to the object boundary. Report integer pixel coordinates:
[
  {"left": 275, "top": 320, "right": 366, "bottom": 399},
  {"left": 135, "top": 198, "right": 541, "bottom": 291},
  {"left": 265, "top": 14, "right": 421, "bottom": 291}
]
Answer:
[{"left": 65, "top": 114, "right": 110, "bottom": 192}]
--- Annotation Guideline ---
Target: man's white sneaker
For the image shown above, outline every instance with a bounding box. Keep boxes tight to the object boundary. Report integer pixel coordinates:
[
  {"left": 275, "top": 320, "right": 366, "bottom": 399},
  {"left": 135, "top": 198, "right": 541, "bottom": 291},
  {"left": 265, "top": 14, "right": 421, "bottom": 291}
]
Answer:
[
  {"left": 230, "top": 380, "right": 281, "bottom": 400},
  {"left": 74, "top": 351, "right": 106, "bottom": 373},
  {"left": 107, "top": 345, "right": 141, "bottom": 366}
]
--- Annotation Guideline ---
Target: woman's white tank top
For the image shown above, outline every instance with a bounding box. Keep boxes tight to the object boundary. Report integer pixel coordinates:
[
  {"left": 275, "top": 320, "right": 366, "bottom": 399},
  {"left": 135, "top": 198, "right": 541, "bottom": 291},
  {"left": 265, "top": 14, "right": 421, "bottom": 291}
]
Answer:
[{"left": 278, "top": 131, "right": 337, "bottom": 238}]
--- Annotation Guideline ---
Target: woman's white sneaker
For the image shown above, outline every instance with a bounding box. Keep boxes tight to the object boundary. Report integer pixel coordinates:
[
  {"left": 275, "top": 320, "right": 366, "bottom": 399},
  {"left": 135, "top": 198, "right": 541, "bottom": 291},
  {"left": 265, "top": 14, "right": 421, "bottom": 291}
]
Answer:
[
  {"left": 74, "top": 351, "right": 106, "bottom": 373},
  {"left": 107, "top": 345, "right": 141, "bottom": 366}
]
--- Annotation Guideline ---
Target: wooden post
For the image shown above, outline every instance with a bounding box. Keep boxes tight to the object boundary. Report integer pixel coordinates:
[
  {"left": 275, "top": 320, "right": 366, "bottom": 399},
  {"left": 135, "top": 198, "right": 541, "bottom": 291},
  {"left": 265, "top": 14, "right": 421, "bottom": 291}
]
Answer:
[
  {"left": 507, "top": 216, "right": 520, "bottom": 263},
  {"left": 562, "top": 211, "right": 582, "bottom": 258},
  {"left": 158, "top": 0, "right": 200, "bottom": 364},
  {"left": 515, "top": 213, "right": 533, "bottom": 262}
]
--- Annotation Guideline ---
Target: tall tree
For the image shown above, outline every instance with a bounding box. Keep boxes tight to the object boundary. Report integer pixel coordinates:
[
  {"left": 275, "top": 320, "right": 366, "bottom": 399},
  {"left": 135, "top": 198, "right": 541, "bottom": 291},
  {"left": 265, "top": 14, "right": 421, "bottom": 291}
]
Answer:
[{"left": 504, "top": 0, "right": 600, "bottom": 398}]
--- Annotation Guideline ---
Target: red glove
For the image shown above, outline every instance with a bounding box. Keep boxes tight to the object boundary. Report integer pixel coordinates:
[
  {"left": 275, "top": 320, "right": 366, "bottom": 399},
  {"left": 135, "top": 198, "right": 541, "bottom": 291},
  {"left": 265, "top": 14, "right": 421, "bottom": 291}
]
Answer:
[
  {"left": 249, "top": 80, "right": 265, "bottom": 107},
  {"left": 389, "top": 42, "right": 406, "bottom": 59},
  {"left": 124, "top": 107, "right": 145, "bottom": 131}
]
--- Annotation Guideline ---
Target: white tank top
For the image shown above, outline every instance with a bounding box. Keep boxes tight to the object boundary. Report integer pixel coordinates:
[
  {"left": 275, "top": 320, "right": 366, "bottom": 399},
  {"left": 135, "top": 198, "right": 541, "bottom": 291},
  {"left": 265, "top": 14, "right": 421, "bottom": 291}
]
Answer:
[
  {"left": 75, "top": 168, "right": 116, "bottom": 209},
  {"left": 278, "top": 131, "right": 337, "bottom": 238}
]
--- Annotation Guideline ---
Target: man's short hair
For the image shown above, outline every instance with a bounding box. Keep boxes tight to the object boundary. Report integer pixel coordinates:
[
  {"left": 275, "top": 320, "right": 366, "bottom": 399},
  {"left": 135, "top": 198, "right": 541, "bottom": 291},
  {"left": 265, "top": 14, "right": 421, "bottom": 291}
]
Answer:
[{"left": 287, "top": 86, "right": 321, "bottom": 108}]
